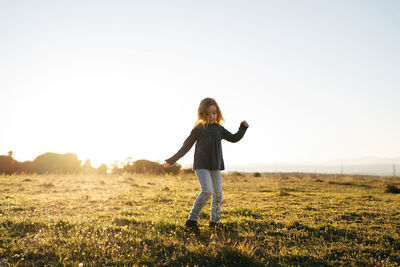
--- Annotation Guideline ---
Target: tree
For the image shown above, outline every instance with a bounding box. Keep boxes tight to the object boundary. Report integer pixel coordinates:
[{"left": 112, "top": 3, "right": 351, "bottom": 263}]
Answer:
[
  {"left": 16, "top": 161, "right": 35, "bottom": 174},
  {"left": 97, "top": 164, "right": 108, "bottom": 175},
  {"left": 33, "top": 152, "right": 82, "bottom": 174},
  {"left": 83, "top": 159, "right": 92, "bottom": 169},
  {"left": 0, "top": 155, "right": 17, "bottom": 175},
  {"left": 82, "top": 159, "right": 93, "bottom": 173},
  {"left": 111, "top": 160, "right": 123, "bottom": 175},
  {"left": 0, "top": 152, "right": 34, "bottom": 174}
]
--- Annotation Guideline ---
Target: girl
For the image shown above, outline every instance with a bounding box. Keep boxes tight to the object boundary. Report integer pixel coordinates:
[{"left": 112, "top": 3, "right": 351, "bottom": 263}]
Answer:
[{"left": 164, "top": 97, "right": 249, "bottom": 234}]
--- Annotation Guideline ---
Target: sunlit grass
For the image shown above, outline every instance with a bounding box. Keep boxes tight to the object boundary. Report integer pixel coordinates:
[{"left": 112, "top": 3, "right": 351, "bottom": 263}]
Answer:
[{"left": 0, "top": 173, "right": 399, "bottom": 265}]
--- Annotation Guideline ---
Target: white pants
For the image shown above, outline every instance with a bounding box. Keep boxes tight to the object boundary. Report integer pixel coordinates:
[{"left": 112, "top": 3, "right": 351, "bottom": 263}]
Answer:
[{"left": 188, "top": 169, "right": 222, "bottom": 223}]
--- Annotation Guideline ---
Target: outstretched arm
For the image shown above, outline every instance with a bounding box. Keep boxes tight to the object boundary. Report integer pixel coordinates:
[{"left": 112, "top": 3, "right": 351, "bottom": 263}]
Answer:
[
  {"left": 165, "top": 128, "right": 199, "bottom": 166},
  {"left": 222, "top": 120, "right": 249, "bottom": 143}
]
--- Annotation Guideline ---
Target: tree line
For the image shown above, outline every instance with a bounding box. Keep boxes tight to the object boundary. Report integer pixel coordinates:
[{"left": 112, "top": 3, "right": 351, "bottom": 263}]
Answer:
[{"left": 0, "top": 151, "right": 182, "bottom": 175}]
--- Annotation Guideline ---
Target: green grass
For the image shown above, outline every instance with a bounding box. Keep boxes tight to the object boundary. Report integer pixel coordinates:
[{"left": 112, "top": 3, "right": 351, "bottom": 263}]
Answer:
[{"left": 0, "top": 173, "right": 399, "bottom": 266}]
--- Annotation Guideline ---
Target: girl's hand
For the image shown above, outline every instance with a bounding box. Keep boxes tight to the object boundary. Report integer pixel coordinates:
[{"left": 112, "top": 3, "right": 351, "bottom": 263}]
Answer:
[
  {"left": 163, "top": 162, "right": 171, "bottom": 168},
  {"left": 241, "top": 120, "right": 249, "bottom": 127}
]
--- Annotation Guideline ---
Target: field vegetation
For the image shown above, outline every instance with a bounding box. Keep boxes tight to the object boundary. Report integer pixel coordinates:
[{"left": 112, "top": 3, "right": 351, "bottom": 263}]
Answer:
[{"left": 0, "top": 172, "right": 399, "bottom": 266}]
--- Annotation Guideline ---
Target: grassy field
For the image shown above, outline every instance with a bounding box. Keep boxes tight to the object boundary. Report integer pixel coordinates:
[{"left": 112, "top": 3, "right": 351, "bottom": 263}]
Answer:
[{"left": 0, "top": 172, "right": 399, "bottom": 266}]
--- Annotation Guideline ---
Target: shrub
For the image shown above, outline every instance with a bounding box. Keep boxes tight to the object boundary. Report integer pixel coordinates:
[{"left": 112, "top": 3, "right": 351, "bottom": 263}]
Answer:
[
  {"left": 385, "top": 183, "right": 400, "bottom": 194},
  {"left": 122, "top": 159, "right": 181, "bottom": 175},
  {"left": 180, "top": 168, "right": 193, "bottom": 175},
  {"left": 232, "top": 171, "right": 244, "bottom": 177}
]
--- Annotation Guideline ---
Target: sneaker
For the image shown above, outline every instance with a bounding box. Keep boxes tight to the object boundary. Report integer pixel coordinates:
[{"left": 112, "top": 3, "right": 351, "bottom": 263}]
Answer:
[
  {"left": 209, "top": 221, "right": 229, "bottom": 231},
  {"left": 185, "top": 219, "right": 200, "bottom": 234}
]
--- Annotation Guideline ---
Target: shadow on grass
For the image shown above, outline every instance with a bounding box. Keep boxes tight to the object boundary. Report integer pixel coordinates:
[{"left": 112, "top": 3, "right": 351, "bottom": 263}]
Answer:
[
  {"left": 280, "top": 188, "right": 307, "bottom": 193},
  {"left": 277, "top": 254, "right": 329, "bottom": 266},
  {"left": 231, "top": 208, "right": 264, "bottom": 219},
  {"left": 0, "top": 219, "right": 49, "bottom": 238},
  {"left": 3, "top": 250, "right": 61, "bottom": 266},
  {"left": 327, "top": 180, "right": 372, "bottom": 189},
  {"left": 164, "top": 247, "right": 267, "bottom": 267},
  {"left": 270, "top": 220, "right": 361, "bottom": 243}
]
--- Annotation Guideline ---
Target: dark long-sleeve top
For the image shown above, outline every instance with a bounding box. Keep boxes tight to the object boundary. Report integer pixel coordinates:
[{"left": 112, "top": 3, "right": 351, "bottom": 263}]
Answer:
[{"left": 165, "top": 122, "right": 248, "bottom": 170}]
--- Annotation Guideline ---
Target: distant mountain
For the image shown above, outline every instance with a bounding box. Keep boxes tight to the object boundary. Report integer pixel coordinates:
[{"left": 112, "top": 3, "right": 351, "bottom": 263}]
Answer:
[
  {"left": 322, "top": 156, "right": 400, "bottom": 166},
  {"left": 225, "top": 156, "right": 400, "bottom": 177}
]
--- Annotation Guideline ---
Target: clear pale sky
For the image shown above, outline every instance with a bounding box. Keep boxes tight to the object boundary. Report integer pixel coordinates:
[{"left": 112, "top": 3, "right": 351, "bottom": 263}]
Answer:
[{"left": 1, "top": 1, "right": 399, "bottom": 168}]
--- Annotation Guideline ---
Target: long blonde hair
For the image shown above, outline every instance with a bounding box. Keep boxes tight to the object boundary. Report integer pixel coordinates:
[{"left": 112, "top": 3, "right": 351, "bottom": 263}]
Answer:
[{"left": 195, "top": 98, "right": 224, "bottom": 128}]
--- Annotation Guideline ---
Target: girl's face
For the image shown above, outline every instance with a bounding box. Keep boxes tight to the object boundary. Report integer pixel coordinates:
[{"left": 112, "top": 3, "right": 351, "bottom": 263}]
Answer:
[{"left": 206, "top": 105, "right": 218, "bottom": 124}]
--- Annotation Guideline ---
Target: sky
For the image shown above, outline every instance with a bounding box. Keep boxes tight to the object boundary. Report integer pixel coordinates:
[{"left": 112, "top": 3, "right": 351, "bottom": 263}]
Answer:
[{"left": 1, "top": 0, "right": 400, "bottom": 169}]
